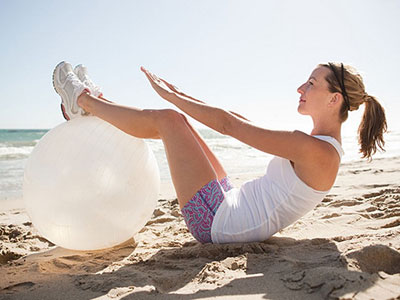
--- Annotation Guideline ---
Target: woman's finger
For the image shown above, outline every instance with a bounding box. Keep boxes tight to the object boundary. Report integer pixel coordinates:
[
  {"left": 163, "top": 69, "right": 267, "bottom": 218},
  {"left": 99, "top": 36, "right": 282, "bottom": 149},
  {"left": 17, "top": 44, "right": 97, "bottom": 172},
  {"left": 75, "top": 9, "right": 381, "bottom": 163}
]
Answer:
[
  {"left": 141, "top": 67, "right": 158, "bottom": 83},
  {"left": 152, "top": 73, "right": 163, "bottom": 84},
  {"left": 141, "top": 67, "right": 153, "bottom": 80},
  {"left": 143, "top": 71, "right": 155, "bottom": 84},
  {"left": 159, "top": 78, "right": 185, "bottom": 96},
  {"left": 151, "top": 73, "right": 173, "bottom": 90},
  {"left": 147, "top": 71, "right": 157, "bottom": 82},
  {"left": 142, "top": 70, "right": 162, "bottom": 92},
  {"left": 159, "top": 78, "right": 176, "bottom": 91}
]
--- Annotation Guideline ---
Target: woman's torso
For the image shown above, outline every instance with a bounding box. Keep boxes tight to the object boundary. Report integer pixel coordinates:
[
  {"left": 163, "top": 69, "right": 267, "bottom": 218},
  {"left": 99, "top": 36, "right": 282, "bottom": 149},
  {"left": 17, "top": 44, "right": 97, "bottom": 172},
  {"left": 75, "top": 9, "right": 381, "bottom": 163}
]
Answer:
[{"left": 211, "top": 135, "right": 344, "bottom": 244}]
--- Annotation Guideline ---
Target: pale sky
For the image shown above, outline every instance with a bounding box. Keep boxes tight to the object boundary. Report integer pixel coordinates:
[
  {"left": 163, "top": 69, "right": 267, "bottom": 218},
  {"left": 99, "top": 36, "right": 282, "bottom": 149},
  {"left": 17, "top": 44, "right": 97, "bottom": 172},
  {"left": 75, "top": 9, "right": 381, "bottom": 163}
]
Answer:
[{"left": 1, "top": 0, "right": 399, "bottom": 133}]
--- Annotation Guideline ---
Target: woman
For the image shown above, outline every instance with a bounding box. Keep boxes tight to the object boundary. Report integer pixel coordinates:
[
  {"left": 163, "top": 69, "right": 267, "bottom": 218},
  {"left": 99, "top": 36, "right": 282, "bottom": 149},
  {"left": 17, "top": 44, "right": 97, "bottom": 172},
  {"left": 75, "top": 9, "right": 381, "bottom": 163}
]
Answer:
[{"left": 52, "top": 61, "right": 387, "bottom": 244}]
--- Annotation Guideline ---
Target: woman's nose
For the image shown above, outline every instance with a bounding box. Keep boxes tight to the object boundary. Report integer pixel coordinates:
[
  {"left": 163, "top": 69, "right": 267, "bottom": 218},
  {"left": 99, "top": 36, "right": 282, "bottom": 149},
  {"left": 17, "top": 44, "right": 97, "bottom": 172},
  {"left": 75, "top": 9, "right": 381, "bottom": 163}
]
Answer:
[{"left": 297, "top": 84, "right": 305, "bottom": 94}]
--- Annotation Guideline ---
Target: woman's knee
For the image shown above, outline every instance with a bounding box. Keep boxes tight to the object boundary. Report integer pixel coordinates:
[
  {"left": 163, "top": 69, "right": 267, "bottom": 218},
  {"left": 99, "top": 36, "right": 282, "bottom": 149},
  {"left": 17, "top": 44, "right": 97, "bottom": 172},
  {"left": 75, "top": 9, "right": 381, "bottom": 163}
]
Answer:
[{"left": 156, "top": 109, "right": 186, "bottom": 128}]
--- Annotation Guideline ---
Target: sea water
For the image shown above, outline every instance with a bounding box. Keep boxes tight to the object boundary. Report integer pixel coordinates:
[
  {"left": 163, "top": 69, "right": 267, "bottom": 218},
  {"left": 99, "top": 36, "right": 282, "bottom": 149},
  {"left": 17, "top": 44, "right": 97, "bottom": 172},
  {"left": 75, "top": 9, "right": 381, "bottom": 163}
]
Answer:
[{"left": 1, "top": 127, "right": 399, "bottom": 201}]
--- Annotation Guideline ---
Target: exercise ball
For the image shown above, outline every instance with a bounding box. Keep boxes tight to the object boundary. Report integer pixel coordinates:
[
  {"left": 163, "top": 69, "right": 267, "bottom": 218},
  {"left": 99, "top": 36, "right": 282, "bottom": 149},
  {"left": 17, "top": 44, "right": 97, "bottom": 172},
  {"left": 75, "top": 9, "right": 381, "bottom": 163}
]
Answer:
[{"left": 23, "top": 116, "right": 160, "bottom": 250}]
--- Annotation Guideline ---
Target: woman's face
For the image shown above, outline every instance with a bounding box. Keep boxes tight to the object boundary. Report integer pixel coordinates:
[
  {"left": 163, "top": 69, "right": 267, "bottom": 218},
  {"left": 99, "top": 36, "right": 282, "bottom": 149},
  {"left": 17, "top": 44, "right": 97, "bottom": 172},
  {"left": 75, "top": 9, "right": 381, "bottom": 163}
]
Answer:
[{"left": 297, "top": 66, "right": 334, "bottom": 116}]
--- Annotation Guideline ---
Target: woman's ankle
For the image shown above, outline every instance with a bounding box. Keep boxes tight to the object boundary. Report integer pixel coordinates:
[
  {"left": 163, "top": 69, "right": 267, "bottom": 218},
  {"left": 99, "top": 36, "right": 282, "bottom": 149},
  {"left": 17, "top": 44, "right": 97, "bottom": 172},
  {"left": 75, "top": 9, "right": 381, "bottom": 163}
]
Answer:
[{"left": 77, "top": 91, "right": 90, "bottom": 111}]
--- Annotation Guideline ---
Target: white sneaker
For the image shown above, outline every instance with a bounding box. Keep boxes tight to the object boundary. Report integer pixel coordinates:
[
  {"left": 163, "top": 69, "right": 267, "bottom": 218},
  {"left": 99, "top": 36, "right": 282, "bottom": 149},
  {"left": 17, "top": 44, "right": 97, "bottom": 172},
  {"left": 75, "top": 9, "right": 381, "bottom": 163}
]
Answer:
[
  {"left": 53, "top": 61, "right": 89, "bottom": 120},
  {"left": 74, "top": 64, "right": 103, "bottom": 98}
]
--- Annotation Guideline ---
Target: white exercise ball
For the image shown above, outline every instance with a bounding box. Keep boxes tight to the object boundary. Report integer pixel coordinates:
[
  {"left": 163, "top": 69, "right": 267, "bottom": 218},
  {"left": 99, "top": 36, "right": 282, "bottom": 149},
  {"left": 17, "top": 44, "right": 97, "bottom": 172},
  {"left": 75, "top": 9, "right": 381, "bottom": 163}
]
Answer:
[{"left": 23, "top": 116, "right": 160, "bottom": 250}]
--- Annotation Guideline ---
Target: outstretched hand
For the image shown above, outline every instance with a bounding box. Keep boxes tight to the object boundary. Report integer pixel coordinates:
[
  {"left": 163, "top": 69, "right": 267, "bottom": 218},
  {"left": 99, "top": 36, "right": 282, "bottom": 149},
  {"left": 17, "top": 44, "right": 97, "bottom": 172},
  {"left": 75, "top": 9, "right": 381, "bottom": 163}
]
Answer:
[
  {"left": 141, "top": 67, "right": 251, "bottom": 122},
  {"left": 141, "top": 67, "right": 200, "bottom": 103}
]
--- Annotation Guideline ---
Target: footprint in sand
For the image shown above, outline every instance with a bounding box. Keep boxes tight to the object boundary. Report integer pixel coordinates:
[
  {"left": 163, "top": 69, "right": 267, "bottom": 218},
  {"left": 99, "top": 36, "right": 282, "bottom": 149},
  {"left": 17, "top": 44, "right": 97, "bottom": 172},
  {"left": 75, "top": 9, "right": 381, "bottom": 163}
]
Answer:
[
  {"left": 348, "top": 168, "right": 372, "bottom": 174},
  {"left": 0, "top": 250, "right": 23, "bottom": 265},
  {"left": 346, "top": 244, "right": 400, "bottom": 275},
  {"left": 361, "top": 183, "right": 390, "bottom": 189},
  {"left": 328, "top": 199, "right": 361, "bottom": 207},
  {"left": 362, "top": 188, "right": 399, "bottom": 200},
  {"left": 380, "top": 219, "right": 400, "bottom": 229},
  {"left": 358, "top": 188, "right": 400, "bottom": 227},
  {"left": 320, "top": 213, "right": 341, "bottom": 219}
]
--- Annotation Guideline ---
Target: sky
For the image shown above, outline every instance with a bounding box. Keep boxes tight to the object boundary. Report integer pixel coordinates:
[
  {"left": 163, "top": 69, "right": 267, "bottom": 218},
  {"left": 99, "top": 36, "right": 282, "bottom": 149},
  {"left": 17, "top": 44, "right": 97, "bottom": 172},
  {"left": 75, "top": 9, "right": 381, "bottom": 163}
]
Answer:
[{"left": 1, "top": 0, "right": 399, "bottom": 134}]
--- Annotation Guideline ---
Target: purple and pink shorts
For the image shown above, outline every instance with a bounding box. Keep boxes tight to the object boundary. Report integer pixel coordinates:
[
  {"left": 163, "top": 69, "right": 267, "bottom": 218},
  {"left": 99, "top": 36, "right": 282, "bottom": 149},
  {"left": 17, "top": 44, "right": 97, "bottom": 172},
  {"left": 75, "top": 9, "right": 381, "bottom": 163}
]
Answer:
[{"left": 181, "top": 177, "right": 234, "bottom": 243}]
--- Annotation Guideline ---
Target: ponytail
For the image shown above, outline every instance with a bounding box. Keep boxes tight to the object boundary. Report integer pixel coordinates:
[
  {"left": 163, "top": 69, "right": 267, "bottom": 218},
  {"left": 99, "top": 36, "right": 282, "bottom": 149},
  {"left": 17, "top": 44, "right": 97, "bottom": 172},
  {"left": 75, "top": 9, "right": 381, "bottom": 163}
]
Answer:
[
  {"left": 320, "top": 62, "right": 388, "bottom": 160},
  {"left": 358, "top": 95, "right": 387, "bottom": 160}
]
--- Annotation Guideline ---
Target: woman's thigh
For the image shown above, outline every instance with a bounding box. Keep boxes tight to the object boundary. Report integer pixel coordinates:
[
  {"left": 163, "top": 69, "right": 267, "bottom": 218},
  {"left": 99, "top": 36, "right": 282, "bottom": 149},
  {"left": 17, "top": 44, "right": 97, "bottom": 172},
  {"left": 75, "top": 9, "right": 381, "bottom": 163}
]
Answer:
[
  {"left": 156, "top": 109, "right": 218, "bottom": 209},
  {"left": 181, "top": 115, "right": 228, "bottom": 181}
]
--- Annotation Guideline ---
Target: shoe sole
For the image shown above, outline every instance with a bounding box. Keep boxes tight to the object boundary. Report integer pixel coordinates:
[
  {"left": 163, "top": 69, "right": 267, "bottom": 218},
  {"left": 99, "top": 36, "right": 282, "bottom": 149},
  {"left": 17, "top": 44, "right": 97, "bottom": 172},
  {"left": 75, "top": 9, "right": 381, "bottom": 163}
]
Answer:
[{"left": 52, "top": 61, "right": 71, "bottom": 120}]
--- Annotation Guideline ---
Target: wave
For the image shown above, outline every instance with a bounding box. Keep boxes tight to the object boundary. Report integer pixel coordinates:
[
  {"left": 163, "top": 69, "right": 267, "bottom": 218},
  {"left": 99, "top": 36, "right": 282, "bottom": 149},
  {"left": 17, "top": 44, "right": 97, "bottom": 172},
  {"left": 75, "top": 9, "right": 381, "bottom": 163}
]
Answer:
[
  {"left": 0, "top": 140, "right": 38, "bottom": 147},
  {"left": 0, "top": 146, "right": 34, "bottom": 160}
]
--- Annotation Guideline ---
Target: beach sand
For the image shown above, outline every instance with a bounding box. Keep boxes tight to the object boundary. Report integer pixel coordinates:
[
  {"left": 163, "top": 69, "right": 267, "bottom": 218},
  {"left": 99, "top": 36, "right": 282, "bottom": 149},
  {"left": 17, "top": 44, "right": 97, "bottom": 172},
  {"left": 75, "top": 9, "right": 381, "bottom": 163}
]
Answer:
[{"left": 1, "top": 157, "right": 399, "bottom": 299}]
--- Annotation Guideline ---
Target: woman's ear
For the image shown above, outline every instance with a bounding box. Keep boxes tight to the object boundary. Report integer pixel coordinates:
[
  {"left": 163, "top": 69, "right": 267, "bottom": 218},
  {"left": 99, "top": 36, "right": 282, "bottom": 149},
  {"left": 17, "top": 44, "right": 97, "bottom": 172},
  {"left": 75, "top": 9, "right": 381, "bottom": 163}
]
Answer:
[{"left": 328, "top": 93, "right": 341, "bottom": 107}]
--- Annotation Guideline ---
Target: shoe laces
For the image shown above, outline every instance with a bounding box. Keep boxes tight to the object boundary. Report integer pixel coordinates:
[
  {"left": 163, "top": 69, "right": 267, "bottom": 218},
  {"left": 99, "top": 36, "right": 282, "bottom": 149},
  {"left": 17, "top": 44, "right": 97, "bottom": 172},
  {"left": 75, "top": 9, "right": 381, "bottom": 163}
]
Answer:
[
  {"left": 66, "top": 72, "right": 84, "bottom": 89},
  {"left": 81, "top": 75, "right": 95, "bottom": 86},
  {"left": 82, "top": 76, "right": 101, "bottom": 94}
]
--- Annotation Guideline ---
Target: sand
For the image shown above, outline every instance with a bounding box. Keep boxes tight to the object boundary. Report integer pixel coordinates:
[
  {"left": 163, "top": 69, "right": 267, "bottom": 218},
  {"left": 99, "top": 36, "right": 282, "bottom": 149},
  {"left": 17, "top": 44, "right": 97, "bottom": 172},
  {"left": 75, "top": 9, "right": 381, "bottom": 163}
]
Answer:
[{"left": 1, "top": 157, "right": 399, "bottom": 299}]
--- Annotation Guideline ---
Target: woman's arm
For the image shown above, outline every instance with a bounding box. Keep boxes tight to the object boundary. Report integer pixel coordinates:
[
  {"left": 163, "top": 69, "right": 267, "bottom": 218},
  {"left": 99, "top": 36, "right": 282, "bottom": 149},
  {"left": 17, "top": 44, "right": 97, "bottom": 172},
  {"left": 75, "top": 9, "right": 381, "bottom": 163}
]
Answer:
[
  {"left": 181, "top": 97, "right": 250, "bottom": 122},
  {"left": 141, "top": 67, "right": 245, "bottom": 133},
  {"left": 141, "top": 67, "right": 336, "bottom": 166}
]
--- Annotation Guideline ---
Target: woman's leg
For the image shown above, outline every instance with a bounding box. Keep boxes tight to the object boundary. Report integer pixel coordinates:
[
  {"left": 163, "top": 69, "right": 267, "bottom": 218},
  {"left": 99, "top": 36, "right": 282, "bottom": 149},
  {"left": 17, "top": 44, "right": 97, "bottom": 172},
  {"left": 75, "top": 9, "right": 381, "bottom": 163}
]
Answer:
[
  {"left": 180, "top": 115, "right": 228, "bottom": 181},
  {"left": 79, "top": 93, "right": 160, "bottom": 139},
  {"left": 99, "top": 95, "right": 229, "bottom": 181},
  {"left": 78, "top": 92, "right": 219, "bottom": 208},
  {"left": 180, "top": 116, "right": 234, "bottom": 191}
]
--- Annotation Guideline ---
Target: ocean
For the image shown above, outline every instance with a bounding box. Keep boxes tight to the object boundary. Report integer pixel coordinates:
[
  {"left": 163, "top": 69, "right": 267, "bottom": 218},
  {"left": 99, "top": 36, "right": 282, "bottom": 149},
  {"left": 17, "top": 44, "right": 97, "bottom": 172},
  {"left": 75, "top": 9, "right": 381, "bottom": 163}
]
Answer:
[{"left": 1, "top": 127, "right": 399, "bottom": 202}]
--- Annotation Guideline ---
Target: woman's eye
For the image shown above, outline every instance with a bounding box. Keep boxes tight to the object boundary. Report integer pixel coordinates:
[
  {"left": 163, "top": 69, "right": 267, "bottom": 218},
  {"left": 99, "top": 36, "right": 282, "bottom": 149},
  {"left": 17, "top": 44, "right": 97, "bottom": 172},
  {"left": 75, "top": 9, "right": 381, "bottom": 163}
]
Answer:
[{"left": 308, "top": 81, "right": 314, "bottom": 85}]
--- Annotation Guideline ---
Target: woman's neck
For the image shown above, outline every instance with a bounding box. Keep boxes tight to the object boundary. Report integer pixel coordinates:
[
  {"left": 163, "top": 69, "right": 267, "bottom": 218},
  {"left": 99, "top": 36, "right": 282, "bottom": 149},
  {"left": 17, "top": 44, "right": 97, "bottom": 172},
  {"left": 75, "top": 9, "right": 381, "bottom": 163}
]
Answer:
[{"left": 310, "top": 118, "right": 342, "bottom": 143}]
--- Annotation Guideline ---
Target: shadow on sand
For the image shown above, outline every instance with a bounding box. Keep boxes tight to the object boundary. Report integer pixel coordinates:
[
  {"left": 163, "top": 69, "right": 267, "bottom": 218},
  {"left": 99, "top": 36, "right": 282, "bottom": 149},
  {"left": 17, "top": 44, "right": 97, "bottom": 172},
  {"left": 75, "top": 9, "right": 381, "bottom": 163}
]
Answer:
[{"left": 3, "top": 235, "right": 398, "bottom": 300}]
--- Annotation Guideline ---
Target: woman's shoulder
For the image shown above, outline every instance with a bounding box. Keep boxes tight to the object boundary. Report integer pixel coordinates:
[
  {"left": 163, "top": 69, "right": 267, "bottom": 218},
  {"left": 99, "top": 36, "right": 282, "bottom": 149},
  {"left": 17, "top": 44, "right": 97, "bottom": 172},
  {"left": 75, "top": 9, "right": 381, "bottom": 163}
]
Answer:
[
  {"left": 290, "top": 132, "right": 341, "bottom": 191},
  {"left": 311, "top": 135, "right": 344, "bottom": 161}
]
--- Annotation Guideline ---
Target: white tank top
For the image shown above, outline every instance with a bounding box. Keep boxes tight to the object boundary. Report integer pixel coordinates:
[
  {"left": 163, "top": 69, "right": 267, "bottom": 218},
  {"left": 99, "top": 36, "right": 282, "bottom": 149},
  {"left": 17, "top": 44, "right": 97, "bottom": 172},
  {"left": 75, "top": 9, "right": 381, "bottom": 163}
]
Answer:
[{"left": 211, "top": 135, "right": 344, "bottom": 244}]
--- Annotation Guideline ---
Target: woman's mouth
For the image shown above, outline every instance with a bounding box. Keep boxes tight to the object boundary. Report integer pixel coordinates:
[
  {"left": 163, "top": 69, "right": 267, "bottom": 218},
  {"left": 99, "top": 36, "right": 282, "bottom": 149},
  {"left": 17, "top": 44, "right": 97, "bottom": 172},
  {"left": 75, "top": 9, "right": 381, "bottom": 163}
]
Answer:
[{"left": 299, "top": 98, "right": 306, "bottom": 103}]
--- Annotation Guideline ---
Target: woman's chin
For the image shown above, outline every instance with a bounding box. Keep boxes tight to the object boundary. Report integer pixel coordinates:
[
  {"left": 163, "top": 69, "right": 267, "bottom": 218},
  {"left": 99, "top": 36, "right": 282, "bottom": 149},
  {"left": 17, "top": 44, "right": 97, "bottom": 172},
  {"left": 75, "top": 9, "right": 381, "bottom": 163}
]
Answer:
[{"left": 297, "top": 106, "right": 307, "bottom": 115}]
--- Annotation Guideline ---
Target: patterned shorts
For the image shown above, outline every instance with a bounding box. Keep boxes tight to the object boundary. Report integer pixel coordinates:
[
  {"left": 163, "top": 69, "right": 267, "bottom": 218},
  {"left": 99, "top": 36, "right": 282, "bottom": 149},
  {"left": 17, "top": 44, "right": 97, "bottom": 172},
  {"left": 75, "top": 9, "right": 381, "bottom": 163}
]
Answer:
[{"left": 181, "top": 177, "right": 234, "bottom": 243}]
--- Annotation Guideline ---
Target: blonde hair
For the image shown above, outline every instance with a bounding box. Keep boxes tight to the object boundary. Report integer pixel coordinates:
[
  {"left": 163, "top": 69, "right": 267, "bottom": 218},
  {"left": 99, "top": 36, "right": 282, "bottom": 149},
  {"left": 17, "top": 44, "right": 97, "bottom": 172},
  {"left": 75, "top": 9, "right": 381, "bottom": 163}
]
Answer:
[{"left": 319, "top": 63, "right": 387, "bottom": 160}]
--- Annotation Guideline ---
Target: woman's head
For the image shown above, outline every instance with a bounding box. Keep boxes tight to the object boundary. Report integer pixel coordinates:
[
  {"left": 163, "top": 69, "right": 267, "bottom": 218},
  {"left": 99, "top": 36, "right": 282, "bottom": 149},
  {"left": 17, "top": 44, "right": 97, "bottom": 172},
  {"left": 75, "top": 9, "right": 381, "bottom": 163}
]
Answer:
[
  {"left": 297, "top": 66, "right": 337, "bottom": 117},
  {"left": 298, "top": 62, "right": 387, "bottom": 160}
]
